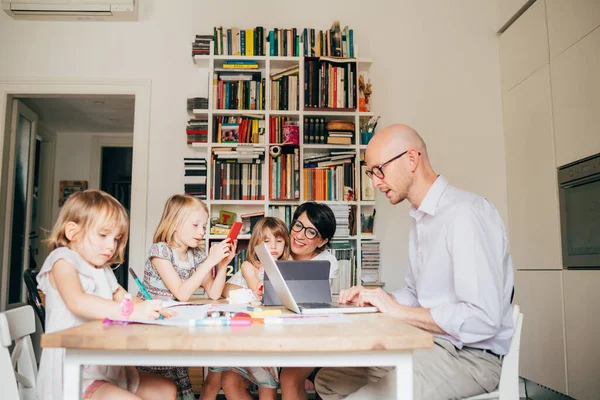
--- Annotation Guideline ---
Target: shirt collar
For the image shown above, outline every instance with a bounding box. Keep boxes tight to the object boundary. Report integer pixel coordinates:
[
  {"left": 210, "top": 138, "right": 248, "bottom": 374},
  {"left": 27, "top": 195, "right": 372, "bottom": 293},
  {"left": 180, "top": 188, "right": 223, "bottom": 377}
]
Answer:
[{"left": 409, "top": 175, "right": 448, "bottom": 218}]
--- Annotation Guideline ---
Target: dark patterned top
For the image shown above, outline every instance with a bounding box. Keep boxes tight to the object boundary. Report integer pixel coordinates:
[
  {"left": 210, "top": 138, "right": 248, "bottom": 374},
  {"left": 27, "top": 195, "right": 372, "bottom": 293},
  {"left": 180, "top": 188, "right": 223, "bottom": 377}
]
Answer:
[{"left": 140, "top": 242, "right": 207, "bottom": 300}]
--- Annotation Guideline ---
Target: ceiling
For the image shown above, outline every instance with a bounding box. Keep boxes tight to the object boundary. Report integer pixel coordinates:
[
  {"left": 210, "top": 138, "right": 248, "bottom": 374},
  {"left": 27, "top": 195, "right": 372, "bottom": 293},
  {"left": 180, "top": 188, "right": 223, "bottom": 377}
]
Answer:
[{"left": 21, "top": 95, "right": 135, "bottom": 133}]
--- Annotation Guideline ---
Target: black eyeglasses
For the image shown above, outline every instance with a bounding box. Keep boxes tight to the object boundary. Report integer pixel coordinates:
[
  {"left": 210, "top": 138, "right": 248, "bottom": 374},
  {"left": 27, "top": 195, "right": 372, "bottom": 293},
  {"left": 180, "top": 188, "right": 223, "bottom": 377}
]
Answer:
[
  {"left": 365, "top": 150, "right": 421, "bottom": 180},
  {"left": 291, "top": 220, "right": 319, "bottom": 239}
]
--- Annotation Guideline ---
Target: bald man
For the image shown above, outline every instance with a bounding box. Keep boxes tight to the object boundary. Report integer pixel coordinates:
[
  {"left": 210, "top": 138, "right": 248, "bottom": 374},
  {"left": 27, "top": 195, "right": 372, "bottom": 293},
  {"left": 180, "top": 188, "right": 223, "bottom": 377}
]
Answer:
[{"left": 315, "top": 124, "right": 514, "bottom": 399}]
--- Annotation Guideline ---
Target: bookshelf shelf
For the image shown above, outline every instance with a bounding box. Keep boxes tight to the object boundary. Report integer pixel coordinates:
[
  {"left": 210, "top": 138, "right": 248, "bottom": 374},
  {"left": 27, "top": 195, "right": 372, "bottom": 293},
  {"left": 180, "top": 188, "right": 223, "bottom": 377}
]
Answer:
[
  {"left": 188, "top": 143, "right": 209, "bottom": 149},
  {"left": 191, "top": 109, "right": 209, "bottom": 115},
  {"left": 188, "top": 31, "right": 380, "bottom": 292}
]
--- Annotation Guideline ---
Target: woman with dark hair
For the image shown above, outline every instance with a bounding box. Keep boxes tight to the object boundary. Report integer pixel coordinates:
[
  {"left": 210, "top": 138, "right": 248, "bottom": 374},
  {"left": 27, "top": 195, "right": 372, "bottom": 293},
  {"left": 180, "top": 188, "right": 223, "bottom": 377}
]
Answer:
[{"left": 280, "top": 201, "right": 339, "bottom": 399}]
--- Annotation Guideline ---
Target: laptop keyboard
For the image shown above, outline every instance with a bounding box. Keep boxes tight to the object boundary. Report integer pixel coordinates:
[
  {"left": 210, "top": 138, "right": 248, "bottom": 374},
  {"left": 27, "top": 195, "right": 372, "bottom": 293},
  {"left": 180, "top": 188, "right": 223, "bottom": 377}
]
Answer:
[{"left": 298, "top": 302, "right": 336, "bottom": 309}]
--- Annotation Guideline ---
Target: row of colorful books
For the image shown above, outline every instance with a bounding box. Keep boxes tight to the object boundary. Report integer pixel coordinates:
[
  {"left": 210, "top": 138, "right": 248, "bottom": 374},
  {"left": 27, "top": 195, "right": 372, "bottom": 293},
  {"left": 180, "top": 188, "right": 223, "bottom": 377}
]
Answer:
[
  {"left": 197, "top": 21, "right": 355, "bottom": 58},
  {"left": 269, "top": 147, "right": 300, "bottom": 200}
]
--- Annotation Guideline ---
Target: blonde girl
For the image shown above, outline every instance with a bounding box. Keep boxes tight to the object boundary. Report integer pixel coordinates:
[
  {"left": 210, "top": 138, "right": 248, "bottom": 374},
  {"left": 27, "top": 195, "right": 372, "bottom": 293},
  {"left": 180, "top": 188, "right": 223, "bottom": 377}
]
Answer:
[
  {"left": 137, "top": 194, "right": 236, "bottom": 400},
  {"left": 216, "top": 217, "right": 291, "bottom": 400},
  {"left": 36, "top": 190, "right": 176, "bottom": 400}
]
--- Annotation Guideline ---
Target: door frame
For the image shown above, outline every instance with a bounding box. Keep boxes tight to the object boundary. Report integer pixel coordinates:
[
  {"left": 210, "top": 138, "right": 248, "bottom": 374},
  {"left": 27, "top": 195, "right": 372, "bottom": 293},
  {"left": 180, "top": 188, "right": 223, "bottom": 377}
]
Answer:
[
  {"left": 1, "top": 100, "right": 38, "bottom": 309},
  {"left": 35, "top": 123, "right": 57, "bottom": 267},
  {"left": 0, "top": 79, "right": 152, "bottom": 311}
]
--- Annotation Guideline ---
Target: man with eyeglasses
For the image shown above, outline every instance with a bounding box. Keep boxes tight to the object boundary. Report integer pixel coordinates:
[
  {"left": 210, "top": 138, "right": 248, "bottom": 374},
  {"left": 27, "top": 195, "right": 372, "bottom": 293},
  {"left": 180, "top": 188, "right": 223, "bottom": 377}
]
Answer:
[{"left": 315, "top": 124, "right": 514, "bottom": 399}]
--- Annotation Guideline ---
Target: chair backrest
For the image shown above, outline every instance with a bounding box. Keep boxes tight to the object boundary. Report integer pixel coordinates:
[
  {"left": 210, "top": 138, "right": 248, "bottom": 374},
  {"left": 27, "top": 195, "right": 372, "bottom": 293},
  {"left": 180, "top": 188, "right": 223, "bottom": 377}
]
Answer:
[
  {"left": 498, "top": 304, "right": 523, "bottom": 399},
  {"left": 0, "top": 305, "right": 38, "bottom": 400},
  {"left": 23, "top": 269, "right": 45, "bottom": 332}
]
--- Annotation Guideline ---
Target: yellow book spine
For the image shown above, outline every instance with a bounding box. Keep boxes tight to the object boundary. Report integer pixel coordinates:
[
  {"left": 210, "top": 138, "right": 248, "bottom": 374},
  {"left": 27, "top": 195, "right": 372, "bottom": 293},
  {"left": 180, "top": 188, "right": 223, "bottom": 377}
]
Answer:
[{"left": 245, "top": 29, "right": 253, "bottom": 56}]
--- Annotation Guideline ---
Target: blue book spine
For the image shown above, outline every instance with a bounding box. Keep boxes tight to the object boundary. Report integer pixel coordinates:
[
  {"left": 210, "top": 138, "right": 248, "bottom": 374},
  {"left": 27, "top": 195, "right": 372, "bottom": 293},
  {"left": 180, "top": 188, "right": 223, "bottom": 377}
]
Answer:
[
  {"left": 269, "top": 31, "right": 275, "bottom": 56},
  {"left": 225, "top": 83, "right": 230, "bottom": 109},
  {"left": 349, "top": 29, "right": 354, "bottom": 58},
  {"left": 240, "top": 30, "right": 246, "bottom": 55}
]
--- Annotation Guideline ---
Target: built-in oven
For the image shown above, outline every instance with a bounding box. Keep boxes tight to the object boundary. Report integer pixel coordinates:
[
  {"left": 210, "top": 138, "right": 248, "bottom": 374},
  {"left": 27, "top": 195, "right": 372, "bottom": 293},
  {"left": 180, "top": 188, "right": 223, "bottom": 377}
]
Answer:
[{"left": 558, "top": 153, "right": 600, "bottom": 269}]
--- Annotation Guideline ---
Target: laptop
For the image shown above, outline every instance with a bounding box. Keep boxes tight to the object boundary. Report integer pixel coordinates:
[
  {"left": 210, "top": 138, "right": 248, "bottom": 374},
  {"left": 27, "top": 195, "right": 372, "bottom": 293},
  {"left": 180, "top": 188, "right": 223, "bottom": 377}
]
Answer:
[{"left": 255, "top": 243, "right": 378, "bottom": 315}]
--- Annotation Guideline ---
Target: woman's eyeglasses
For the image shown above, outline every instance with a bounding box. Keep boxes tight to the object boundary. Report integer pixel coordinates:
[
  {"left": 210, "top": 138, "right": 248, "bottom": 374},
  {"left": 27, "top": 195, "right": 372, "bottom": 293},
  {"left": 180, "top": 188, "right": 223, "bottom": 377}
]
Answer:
[{"left": 291, "top": 220, "right": 319, "bottom": 239}]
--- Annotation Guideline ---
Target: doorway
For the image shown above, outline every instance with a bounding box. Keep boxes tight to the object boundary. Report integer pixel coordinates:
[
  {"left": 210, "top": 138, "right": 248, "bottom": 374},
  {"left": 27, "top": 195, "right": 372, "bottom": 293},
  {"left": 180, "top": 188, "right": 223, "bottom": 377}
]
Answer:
[{"left": 0, "top": 79, "right": 152, "bottom": 312}]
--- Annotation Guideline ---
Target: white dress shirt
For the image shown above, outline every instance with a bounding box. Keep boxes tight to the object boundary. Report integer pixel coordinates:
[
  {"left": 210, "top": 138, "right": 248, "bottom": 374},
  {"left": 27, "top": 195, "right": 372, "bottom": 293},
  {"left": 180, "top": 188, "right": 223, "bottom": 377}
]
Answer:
[{"left": 392, "top": 175, "right": 514, "bottom": 355}]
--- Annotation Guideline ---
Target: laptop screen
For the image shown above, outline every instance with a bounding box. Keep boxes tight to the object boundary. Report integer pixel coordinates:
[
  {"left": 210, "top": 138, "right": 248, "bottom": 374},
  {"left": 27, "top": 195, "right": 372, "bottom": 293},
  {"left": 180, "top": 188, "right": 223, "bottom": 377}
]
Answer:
[{"left": 263, "top": 260, "right": 332, "bottom": 306}]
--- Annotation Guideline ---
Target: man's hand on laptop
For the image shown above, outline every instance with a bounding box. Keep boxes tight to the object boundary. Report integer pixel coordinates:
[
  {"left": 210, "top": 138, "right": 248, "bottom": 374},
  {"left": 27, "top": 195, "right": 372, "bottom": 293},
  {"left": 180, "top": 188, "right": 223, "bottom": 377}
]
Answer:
[
  {"left": 357, "top": 288, "right": 401, "bottom": 315},
  {"left": 337, "top": 285, "right": 365, "bottom": 305}
]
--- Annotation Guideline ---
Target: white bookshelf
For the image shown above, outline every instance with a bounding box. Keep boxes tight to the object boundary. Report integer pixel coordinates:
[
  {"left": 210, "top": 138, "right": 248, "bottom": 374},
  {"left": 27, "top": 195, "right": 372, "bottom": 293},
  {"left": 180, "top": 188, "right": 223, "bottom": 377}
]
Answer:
[{"left": 188, "top": 39, "right": 379, "bottom": 288}]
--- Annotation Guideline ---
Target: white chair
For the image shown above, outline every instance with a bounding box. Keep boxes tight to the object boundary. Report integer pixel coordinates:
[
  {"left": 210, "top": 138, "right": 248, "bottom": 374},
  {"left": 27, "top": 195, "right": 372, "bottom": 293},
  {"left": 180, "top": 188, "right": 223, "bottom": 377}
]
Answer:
[
  {"left": 464, "top": 304, "right": 524, "bottom": 400},
  {"left": 0, "top": 305, "right": 38, "bottom": 400}
]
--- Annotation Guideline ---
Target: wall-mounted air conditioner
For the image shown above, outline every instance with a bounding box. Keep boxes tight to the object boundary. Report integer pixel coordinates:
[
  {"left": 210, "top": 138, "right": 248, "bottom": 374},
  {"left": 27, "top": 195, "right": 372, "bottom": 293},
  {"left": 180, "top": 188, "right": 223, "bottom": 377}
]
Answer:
[{"left": 2, "top": 0, "right": 137, "bottom": 21}]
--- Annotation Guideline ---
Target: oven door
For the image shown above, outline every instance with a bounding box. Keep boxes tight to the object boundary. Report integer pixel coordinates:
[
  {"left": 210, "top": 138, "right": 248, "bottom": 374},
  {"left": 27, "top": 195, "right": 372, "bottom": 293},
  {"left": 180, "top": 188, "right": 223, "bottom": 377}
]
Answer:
[{"left": 559, "top": 173, "right": 600, "bottom": 268}]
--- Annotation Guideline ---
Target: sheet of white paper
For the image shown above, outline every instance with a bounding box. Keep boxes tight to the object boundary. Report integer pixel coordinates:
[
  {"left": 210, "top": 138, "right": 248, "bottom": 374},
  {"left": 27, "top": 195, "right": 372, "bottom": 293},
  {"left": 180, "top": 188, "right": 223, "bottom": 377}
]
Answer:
[{"left": 108, "top": 304, "right": 212, "bottom": 326}]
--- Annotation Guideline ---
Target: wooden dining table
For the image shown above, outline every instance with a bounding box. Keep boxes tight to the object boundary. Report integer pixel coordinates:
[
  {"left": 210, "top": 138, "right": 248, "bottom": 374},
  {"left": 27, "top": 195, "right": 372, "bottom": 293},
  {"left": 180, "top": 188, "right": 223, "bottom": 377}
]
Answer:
[{"left": 41, "top": 305, "right": 433, "bottom": 400}]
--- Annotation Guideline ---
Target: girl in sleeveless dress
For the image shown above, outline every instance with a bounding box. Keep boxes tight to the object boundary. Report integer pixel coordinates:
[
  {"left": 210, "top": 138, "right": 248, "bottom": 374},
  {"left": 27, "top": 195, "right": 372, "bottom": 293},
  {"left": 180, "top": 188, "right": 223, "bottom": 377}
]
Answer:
[
  {"left": 137, "top": 194, "right": 236, "bottom": 400},
  {"left": 36, "top": 190, "right": 176, "bottom": 400},
  {"left": 215, "top": 217, "right": 292, "bottom": 400}
]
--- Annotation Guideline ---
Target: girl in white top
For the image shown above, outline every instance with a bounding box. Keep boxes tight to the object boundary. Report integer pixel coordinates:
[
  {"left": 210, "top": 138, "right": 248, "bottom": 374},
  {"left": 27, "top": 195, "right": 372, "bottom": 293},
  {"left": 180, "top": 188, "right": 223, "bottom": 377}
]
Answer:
[
  {"left": 36, "top": 190, "right": 176, "bottom": 400},
  {"left": 223, "top": 216, "right": 292, "bottom": 300}
]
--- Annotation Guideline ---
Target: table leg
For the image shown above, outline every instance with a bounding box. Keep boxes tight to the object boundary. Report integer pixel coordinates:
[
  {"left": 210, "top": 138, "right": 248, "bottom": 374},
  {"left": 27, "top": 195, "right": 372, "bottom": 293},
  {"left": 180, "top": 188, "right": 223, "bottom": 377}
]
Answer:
[
  {"left": 394, "top": 352, "right": 413, "bottom": 399},
  {"left": 63, "top": 350, "right": 82, "bottom": 400}
]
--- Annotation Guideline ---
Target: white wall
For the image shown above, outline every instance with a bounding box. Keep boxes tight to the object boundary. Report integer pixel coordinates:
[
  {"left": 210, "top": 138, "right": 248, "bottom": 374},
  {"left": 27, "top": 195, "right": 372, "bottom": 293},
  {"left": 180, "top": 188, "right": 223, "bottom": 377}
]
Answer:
[
  {"left": 0, "top": 0, "right": 507, "bottom": 292},
  {"left": 52, "top": 132, "right": 131, "bottom": 222},
  {"left": 53, "top": 134, "right": 93, "bottom": 222}
]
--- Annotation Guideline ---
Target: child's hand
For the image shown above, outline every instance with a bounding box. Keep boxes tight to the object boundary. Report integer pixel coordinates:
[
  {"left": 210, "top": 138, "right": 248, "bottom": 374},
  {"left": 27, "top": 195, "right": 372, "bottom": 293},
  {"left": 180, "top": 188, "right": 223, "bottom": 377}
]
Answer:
[
  {"left": 255, "top": 283, "right": 264, "bottom": 302},
  {"left": 131, "top": 299, "right": 165, "bottom": 320},
  {"left": 219, "top": 240, "right": 237, "bottom": 267},
  {"left": 208, "top": 239, "right": 232, "bottom": 265}
]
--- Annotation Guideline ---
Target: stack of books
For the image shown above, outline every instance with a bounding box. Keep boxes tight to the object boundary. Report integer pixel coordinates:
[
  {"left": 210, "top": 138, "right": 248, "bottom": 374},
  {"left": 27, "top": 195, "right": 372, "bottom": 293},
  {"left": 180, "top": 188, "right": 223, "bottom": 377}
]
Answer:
[
  {"left": 192, "top": 34, "right": 213, "bottom": 56},
  {"left": 360, "top": 240, "right": 380, "bottom": 284},
  {"left": 187, "top": 97, "right": 208, "bottom": 111},
  {"left": 186, "top": 117, "right": 208, "bottom": 145},
  {"left": 330, "top": 204, "right": 351, "bottom": 237},
  {"left": 184, "top": 158, "right": 207, "bottom": 200}
]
